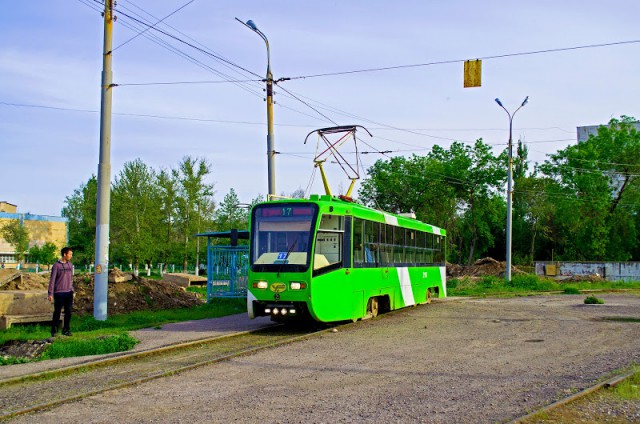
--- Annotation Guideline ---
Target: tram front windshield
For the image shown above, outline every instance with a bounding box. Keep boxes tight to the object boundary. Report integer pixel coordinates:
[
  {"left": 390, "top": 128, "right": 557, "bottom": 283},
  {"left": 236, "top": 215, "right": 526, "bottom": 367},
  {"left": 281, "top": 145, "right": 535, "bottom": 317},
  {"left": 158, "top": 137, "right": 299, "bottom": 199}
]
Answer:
[{"left": 250, "top": 204, "right": 318, "bottom": 272}]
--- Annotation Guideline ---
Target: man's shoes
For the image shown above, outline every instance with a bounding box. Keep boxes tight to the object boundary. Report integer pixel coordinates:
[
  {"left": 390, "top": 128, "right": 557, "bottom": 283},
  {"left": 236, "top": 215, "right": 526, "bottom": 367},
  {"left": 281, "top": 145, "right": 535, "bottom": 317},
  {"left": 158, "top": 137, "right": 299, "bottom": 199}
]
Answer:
[{"left": 62, "top": 330, "right": 72, "bottom": 336}]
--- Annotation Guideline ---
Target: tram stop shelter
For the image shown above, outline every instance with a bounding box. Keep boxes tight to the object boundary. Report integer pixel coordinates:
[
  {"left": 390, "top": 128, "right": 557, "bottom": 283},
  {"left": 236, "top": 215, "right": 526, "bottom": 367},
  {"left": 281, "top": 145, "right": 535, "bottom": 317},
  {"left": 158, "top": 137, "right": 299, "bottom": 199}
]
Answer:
[{"left": 195, "top": 229, "right": 249, "bottom": 301}]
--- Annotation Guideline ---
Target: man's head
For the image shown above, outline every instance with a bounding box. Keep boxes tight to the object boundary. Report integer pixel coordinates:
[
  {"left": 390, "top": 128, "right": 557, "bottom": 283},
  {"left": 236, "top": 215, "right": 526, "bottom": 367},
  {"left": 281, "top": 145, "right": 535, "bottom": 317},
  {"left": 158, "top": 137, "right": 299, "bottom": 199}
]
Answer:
[{"left": 61, "top": 247, "right": 73, "bottom": 262}]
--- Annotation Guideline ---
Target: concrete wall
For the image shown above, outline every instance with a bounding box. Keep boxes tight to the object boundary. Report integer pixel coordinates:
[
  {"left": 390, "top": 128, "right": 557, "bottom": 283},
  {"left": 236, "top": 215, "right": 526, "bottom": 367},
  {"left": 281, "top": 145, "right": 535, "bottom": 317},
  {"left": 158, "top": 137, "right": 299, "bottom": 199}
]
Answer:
[{"left": 535, "top": 261, "right": 640, "bottom": 282}]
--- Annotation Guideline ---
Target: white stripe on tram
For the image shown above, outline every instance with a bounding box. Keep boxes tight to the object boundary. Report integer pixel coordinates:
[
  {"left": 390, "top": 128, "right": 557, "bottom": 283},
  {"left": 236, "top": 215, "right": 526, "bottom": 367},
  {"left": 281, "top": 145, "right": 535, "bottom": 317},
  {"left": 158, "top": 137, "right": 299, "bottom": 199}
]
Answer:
[
  {"left": 397, "top": 267, "right": 415, "bottom": 307},
  {"left": 440, "top": 266, "right": 447, "bottom": 297}
]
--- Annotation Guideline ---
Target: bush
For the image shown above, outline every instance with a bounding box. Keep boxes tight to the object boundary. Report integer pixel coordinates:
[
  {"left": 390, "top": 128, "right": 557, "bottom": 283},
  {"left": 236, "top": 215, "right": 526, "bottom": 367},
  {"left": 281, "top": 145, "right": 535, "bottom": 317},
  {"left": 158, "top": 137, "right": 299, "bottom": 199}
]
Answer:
[
  {"left": 563, "top": 287, "right": 581, "bottom": 294},
  {"left": 584, "top": 295, "right": 604, "bottom": 305}
]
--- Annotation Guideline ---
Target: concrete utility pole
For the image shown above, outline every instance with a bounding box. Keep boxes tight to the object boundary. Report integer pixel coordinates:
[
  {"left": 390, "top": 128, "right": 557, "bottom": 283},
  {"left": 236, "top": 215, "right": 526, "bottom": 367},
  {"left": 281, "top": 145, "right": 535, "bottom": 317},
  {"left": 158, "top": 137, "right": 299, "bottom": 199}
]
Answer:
[
  {"left": 237, "top": 18, "right": 276, "bottom": 199},
  {"left": 94, "top": 0, "right": 115, "bottom": 321},
  {"left": 495, "top": 96, "right": 528, "bottom": 283}
]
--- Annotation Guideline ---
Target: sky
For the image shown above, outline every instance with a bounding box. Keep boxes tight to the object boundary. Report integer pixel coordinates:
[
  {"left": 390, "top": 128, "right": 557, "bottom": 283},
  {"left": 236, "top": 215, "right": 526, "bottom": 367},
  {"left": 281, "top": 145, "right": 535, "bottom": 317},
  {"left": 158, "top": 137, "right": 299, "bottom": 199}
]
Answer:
[{"left": 1, "top": 0, "right": 639, "bottom": 217}]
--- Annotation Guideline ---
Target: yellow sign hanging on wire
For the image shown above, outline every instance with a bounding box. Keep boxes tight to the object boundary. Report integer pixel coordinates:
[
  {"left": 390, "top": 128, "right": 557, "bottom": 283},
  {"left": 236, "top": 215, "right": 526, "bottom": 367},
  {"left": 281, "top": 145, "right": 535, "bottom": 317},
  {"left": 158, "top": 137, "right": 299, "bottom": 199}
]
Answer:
[{"left": 464, "top": 59, "right": 482, "bottom": 88}]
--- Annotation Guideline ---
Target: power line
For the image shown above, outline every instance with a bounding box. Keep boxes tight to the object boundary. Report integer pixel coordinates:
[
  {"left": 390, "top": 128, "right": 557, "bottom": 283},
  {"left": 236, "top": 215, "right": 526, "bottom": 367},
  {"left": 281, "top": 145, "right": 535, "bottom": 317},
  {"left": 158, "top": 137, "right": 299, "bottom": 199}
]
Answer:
[
  {"left": 78, "top": 0, "right": 268, "bottom": 102},
  {"left": 286, "top": 39, "right": 640, "bottom": 80},
  {"left": 116, "top": 79, "right": 261, "bottom": 86},
  {"left": 0, "top": 101, "right": 304, "bottom": 127},
  {"left": 118, "top": 1, "right": 263, "bottom": 86},
  {"left": 115, "top": 8, "right": 262, "bottom": 79},
  {"left": 113, "top": 0, "right": 198, "bottom": 51}
]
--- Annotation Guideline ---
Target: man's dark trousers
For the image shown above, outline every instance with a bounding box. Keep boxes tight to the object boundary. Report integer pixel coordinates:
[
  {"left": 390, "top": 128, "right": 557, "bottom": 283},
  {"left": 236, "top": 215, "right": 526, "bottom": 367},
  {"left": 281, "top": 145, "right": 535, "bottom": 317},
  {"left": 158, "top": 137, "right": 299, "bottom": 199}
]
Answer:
[{"left": 52, "top": 292, "right": 73, "bottom": 334}]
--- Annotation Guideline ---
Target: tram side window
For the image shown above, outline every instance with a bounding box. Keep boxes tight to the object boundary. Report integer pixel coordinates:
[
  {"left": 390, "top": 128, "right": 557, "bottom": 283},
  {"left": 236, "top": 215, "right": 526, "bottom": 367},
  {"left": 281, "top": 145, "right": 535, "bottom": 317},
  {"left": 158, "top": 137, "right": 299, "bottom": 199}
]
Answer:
[
  {"left": 364, "top": 220, "right": 379, "bottom": 266},
  {"left": 353, "top": 218, "right": 364, "bottom": 266},
  {"left": 379, "top": 224, "right": 390, "bottom": 266},
  {"left": 314, "top": 215, "right": 344, "bottom": 271},
  {"left": 415, "top": 230, "right": 425, "bottom": 264},
  {"left": 405, "top": 230, "right": 416, "bottom": 265},
  {"left": 393, "top": 226, "right": 405, "bottom": 263},
  {"left": 434, "top": 235, "right": 444, "bottom": 264}
]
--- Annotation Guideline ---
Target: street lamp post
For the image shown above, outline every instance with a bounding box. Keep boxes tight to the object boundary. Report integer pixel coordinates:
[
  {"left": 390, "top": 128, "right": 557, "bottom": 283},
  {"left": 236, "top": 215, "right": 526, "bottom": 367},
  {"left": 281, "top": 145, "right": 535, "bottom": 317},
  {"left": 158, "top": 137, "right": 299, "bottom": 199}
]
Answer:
[
  {"left": 237, "top": 18, "right": 276, "bottom": 200},
  {"left": 495, "top": 96, "right": 528, "bottom": 283}
]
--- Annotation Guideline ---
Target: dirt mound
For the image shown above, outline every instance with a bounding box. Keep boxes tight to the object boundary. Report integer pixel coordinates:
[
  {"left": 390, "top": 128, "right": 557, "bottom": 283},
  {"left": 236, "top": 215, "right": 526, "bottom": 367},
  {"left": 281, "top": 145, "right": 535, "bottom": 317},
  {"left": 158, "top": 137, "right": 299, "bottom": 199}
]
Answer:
[
  {"left": 447, "top": 257, "right": 525, "bottom": 278},
  {"left": 72, "top": 273, "right": 204, "bottom": 316}
]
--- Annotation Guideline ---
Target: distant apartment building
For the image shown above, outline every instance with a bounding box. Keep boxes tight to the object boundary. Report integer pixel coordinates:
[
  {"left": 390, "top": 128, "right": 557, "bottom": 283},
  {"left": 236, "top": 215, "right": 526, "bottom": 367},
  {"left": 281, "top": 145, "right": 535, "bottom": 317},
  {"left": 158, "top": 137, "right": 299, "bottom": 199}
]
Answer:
[
  {"left": 577, "top": 121, "right": 640, "bottom": 142},
  {"left": 0, "top": 201, "right": 68, "bottom": 267}
]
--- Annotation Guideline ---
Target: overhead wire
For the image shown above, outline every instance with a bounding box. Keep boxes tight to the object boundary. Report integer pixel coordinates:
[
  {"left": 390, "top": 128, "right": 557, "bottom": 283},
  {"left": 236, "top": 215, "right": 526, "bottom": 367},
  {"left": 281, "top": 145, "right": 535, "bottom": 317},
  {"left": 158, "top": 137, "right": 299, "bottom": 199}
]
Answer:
[
  {"left": 74, "top": 0, "right": 579, "bottom": 156},
  {"left": 112, "top": 4, "right": 265, "bottom": 99},
  {"left": 285, "top": 39, "right": 640, "bottom": 80},
  {"left": 113, "top": 0, "right": 198, "bottom": 51},
  {"left": 71, "top": 0, "right": 640, "bottom": 186},
  {"left": 118, "top": 0, "right": 265, "bottom": 87}
]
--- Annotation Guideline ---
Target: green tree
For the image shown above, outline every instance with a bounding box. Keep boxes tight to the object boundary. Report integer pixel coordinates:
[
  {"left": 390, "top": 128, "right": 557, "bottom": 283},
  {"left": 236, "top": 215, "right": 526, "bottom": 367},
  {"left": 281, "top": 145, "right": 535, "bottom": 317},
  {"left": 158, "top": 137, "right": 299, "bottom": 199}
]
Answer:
[
  {"left": 174, "top": 156, "right": 215, "bottom": 272},
  {"left": 215, "top": 188, "right": 248, "bottom": 231},
  {"left": 62, "top": 176, "right": 97, "bottom": 265},
  {"left": 111, "top": 159, "right": 161, "bottom": 271},
  {"left": 539, "top": 116, "right": 640, "bottom": 260},
  {"left": 1, "top": 219, "right": 29, "bottom": 267},
  {"left": 28, "top": 242, "right": 58, "bottom": 268},
  {"left": 359, "top": 139, "right": 506, "bottom": 264},
  {"left": 156, "top": 168, "right": 180, "bottom": 268}
]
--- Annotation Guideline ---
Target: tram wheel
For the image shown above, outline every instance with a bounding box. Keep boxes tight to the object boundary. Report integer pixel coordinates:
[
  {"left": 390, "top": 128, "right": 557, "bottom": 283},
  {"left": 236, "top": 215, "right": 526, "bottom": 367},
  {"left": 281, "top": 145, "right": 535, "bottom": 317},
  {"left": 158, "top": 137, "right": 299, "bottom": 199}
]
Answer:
[
  {"left": 368, "top": 297, "right": 379, "bottom": 318},
  {"left": 425, "top": 288, "right": 432, "bottom": 304}
]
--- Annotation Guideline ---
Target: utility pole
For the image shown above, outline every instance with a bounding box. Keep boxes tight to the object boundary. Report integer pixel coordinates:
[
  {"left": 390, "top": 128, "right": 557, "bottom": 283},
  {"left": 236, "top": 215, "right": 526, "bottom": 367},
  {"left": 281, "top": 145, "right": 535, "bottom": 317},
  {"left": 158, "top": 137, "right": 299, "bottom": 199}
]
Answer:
[{"left": 94, "top": 0, "right": 115, "bottom": 321}]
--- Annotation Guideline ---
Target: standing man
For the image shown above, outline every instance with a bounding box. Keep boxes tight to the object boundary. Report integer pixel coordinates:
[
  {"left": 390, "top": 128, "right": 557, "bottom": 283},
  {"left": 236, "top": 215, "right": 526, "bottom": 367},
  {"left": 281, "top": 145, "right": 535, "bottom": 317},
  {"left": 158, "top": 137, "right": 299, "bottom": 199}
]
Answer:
[{"left": 48, "top": 247, "right": 74, "bottom": 337}]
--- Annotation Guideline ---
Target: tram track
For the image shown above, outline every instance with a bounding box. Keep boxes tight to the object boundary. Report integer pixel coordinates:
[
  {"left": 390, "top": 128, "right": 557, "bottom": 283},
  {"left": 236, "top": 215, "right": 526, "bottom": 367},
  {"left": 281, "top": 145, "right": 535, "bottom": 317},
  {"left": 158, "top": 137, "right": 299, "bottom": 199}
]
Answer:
[{"left": 0, "top": 324, "right": 334, "bottom": 421}]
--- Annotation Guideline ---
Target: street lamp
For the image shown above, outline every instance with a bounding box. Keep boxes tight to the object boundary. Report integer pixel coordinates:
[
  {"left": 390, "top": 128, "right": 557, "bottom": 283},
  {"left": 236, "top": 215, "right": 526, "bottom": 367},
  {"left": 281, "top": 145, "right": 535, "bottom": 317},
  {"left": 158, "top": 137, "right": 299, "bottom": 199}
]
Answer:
[
  {"left": 495, "top": 96, "right": 529, "bottom": 283},
  {"left": 237, "top": 18, "right": 276, "bottom": 200}
]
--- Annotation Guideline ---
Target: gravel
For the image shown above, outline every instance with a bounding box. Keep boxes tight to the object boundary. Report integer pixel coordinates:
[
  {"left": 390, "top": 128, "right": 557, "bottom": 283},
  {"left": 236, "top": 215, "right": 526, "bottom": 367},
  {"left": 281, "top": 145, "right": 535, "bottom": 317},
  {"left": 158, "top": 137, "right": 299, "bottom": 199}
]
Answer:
[{"left": 7, "top": 293, "right": 640, "bottom": 423}]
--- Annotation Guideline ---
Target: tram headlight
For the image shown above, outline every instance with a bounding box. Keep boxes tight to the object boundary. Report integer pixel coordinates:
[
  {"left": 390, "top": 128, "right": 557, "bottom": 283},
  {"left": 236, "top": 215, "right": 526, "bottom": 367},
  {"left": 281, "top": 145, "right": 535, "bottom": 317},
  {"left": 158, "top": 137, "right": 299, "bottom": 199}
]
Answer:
[
  {"left": 280, "top": 309, "right": 288, "bottom": 316},
  {"left": 253, "top": 281, "right": 268, "bottom": 289},
  {"left": 290, "top": 281, "right": 307, "bottom": 290},
  {"left": 272, "top": 308, "right": 280, "bottom": 315}
]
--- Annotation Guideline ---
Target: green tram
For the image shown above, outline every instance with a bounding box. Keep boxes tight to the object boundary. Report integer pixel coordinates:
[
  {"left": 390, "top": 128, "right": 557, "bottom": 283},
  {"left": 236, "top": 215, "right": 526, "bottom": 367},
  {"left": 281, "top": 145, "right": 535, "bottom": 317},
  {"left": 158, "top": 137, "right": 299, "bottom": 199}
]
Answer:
[{"left": 247, "top": 194, "right": 446, "bottom": 322}]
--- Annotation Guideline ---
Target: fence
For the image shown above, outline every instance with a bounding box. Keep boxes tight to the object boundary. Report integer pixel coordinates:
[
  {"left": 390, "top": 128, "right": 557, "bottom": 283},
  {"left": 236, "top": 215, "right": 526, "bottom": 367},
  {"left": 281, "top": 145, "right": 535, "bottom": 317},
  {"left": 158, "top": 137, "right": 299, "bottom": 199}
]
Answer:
[{"left": 206, "top": 245, "right": 249, "bottom": 300}]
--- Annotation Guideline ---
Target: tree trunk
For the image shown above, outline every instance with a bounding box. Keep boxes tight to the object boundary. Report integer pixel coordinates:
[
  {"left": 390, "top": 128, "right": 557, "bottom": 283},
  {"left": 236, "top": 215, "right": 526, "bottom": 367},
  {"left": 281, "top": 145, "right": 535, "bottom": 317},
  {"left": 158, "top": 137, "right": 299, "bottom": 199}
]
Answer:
[{"left": 467, "top": 230, "right": 477, "bottom": 266}]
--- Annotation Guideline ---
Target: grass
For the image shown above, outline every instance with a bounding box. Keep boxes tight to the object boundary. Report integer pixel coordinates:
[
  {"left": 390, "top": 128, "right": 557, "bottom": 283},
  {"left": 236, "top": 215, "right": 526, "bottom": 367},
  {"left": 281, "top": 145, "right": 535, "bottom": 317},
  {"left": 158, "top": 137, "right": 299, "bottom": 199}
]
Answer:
[
  {"left": 0, "top": 298, "right": 247, "bottom": 364},
  {"left": 584, "top": 295, "right": 605, "bottom": 304},
  {"left": 613, "top": 367, "right": 640, "bottom": 399},
  {"left": 447, "top": 274, "right": 640, "bottom": 297},
  {"left": 41, "top": 333, "right": 138, "bottom": 359}
]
